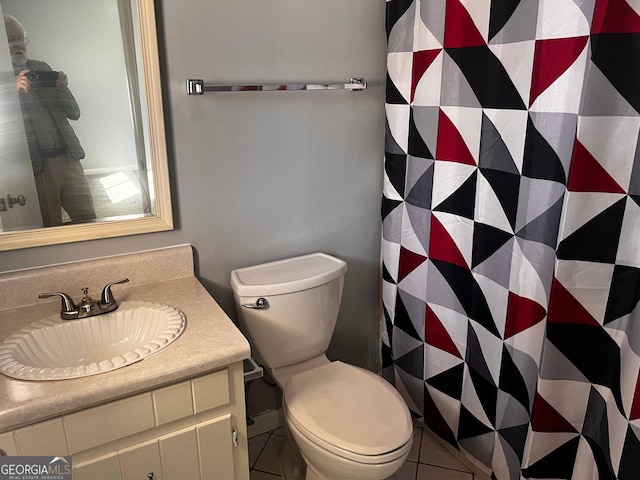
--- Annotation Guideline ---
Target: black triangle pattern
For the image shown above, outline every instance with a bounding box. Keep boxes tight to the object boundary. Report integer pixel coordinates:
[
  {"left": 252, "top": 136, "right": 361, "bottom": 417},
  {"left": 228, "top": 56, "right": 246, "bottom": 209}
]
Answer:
[
  {"left": 498, "top": 423, "right": 529, "bottom": 463},
  {"left": 381, "top": 196, "right": 402, "bottom": 222},
  {"left": 521, "top": 437, "right": 580, "bottom": 478},
  {"left": 395, "top": 344, "right": 425, "bottom": 379},
  {"left": 582, "top": 387, "right": 616, "bottom": 480},
  {"left": 424, "top": 384, "right": 460, "bottom": 448},
  {"left": 556, "top": 198, "right": 626, "bottom": 264},
  {"left": 522, "top": 116, "right": 567, "bottom": 184},
  {"left": 472, "top": 222, "right": 513, "bottom": 268},
  {"left": 618, "top": 426, "right": 640, "bottom": 480},
  {"left": 604, "top": 265, "right": 640, "bottom": 324},
  {"left": 409, "top": 108, "right": 434, "bottom": 159},
  {"left": 591, "top": 33, "right": 640, "bottom": 114},
  {"left": 433, "top": 170, "right": 477, "bottom": 220},
  {"left": 427, "top": 362, "right": 465, "bottom": 400},
  {"left": 394, "top": 293, "right": 423, "bottom": 342},
  {"left": 457, "top": 404, "right": 495, "bottom": 441},
  {"left": 546, "top": 323, "right": 625, "bottom": 416},
  {"left": 446, "top": 46, "right": 527, "bottom": 110},
  {"left": 384, "top": 153, "right": 407, "bottom": 198},
  {"left": 468, "top": 363, "right": 499, "bottom": 426},
  {"left": 386, "top": 72, "right": 409, "bottom": 105},
  {"left": 385, "top": 0, "right": 415, "bottom": 40},
  {"left": 431, "top": 259, "right": 500, "bottom": 337},
  {"left": 382, "top": 261, "right": 397, "bottom": 284},
  {"left": 480, "top": 169, "right": 521, "bottom": 230},
  {"left": 467, "top": 324, "right": 498, "bottom": 388},
  {"left": 488, "top": 0, "right": 523, "bottom": 41},
  {"left": 498, "top": 346, "right": 531, "bottom": 411}
]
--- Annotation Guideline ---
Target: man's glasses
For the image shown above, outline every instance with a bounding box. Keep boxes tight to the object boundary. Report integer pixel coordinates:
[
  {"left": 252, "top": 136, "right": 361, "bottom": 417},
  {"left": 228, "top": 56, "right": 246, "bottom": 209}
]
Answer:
[{"left": 7, "top": 35, "right": 29, "bottom": 46}]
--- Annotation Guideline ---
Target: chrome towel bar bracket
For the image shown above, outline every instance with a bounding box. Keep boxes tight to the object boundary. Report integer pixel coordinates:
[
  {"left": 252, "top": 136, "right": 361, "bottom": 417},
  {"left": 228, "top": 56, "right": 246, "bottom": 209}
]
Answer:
[{"left": 186, "top": 77, "right": 367, "bottom": 95}]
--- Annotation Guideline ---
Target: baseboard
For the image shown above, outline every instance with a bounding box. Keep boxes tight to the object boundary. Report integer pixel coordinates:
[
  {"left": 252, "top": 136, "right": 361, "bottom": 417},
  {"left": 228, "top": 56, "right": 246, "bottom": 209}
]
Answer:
[{"left": 247, "top": 408, "right": 284, "bottom": 438}]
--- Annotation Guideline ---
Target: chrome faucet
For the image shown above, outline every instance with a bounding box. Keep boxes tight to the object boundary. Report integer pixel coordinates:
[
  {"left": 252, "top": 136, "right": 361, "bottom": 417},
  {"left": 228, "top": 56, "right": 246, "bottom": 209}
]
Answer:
[{"left": 39, "top": 278, "right": 130, "bottom": 320}]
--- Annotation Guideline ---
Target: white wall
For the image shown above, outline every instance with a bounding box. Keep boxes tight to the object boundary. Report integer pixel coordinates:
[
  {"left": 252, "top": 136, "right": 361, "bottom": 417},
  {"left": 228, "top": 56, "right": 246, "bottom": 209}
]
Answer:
[{"left": 0, "top": 0, "right": 388, "bottom": 370}]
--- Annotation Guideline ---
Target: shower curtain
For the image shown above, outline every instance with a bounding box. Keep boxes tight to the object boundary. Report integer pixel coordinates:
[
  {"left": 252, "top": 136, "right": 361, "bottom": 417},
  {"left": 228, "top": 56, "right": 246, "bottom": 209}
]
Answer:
[{"left": 381, "top": 1, "right": 640, "bottom": 479}]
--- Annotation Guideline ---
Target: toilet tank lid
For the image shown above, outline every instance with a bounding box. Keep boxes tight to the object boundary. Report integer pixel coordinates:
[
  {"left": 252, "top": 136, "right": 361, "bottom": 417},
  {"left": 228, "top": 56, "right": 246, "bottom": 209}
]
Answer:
[{"left": 230, "top": 253, "right": 347, "bottom": 297}]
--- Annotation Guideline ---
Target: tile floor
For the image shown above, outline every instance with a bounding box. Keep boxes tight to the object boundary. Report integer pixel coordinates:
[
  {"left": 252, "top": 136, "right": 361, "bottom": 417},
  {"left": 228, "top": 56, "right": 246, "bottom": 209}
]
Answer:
[{"left": 248, "top": 425, "right": 479, "bottom": 480}]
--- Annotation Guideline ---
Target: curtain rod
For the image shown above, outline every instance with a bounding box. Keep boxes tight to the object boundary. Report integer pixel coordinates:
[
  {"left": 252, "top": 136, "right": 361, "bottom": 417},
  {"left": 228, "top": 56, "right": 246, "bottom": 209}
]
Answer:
[{"left": 186, "top": 77, "right": 367, "bottom": 95}]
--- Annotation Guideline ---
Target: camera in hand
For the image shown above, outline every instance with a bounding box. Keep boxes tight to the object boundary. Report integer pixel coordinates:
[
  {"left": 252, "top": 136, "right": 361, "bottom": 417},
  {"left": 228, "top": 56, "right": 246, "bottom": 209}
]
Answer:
[{"left": 27, "top": 70, "right": 59, "bottom": 87}]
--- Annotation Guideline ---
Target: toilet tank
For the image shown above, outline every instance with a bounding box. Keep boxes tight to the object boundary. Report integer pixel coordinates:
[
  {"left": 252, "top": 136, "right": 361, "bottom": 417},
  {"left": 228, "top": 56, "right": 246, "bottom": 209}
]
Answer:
[{"left": 230, "top": 253, "right": 347, "bottom": 369}]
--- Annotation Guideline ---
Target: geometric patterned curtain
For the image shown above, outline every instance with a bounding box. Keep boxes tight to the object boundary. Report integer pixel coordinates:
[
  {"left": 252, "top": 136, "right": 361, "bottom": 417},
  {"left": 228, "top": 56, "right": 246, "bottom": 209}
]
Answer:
[{"left": 381, "top": 1, "right": 640, "bottom": 478}]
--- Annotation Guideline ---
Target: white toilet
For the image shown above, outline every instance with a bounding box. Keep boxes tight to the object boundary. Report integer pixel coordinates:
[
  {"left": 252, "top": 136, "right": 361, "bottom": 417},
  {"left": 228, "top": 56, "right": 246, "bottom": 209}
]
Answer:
[{"left": 231, "top": 253, "right": 413, "bottom": 480}]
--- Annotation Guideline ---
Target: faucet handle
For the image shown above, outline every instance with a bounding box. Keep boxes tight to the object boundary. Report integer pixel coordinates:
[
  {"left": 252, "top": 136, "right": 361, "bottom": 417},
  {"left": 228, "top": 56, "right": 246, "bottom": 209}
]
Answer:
[
  {"left": 38, "top": 292, "right": 79, "bottom": 318},
  {"left": 101, "top": 278, "right": 129, "bottom": 305}
]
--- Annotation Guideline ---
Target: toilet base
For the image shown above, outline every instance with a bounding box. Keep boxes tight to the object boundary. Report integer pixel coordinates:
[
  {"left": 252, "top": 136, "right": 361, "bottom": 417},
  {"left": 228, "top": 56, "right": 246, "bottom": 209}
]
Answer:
[{"left": 280, "top": 438, "right": 307, "bottom": 480}]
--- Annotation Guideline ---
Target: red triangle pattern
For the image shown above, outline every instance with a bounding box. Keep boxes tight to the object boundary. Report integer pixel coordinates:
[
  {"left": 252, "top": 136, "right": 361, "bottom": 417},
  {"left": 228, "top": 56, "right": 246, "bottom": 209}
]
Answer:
[
  {"left": 592, "top": 0, "right": 640, "bottom": 34},
  {"left": 567, "top": 140, "right": 626, "bottom": 194},
  {"left": 529, "top": 36, "right": 589, "bottom": 106},
  {"left": 630, "top": 370, "right": 640, "bottom": 420},
  {"left": 398, "top": 246, "right": 428, "bottom": 282},
  {"left": 443, "top": 0, "right": 486, "bottom": 48},
  {"left": 412, "top": 49, "right": 442, "bottom": 103},
  {"left": 531, "top": 392, "right": 579, "bottom": 433},
  {"left": 429, "top": 215, "right": 469, "bottom": 269},
  {"left": 547, "top": 278, "right": 601, "bottom": 327},
  {"left": 435, "top": 109, "right": 477, "bottom": 166},
  {"left": 425, "top": 304, "right": 463, "bottom": 358},
  {"left": 504, "top": 292, "right": 547, "bottom": 339}
]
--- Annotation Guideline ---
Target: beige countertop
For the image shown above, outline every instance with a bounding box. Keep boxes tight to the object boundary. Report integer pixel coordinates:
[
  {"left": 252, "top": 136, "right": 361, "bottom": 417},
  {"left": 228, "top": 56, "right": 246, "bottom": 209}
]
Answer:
[{"left": 0, "top": 245, "right": 251, "bottom": 432}]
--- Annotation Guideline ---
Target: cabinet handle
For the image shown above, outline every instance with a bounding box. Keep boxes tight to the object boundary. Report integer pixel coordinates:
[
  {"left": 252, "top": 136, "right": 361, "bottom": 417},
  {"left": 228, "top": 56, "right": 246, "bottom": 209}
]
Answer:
[{"left": 147, "top": 474, "right": 154, "bottom": 480}]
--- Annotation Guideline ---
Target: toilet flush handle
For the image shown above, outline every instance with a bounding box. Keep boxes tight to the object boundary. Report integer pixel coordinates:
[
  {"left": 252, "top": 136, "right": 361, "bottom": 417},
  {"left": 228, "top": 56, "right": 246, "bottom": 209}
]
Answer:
[{"left": 242, "top": 297, "right": 270, "bottom": 310}]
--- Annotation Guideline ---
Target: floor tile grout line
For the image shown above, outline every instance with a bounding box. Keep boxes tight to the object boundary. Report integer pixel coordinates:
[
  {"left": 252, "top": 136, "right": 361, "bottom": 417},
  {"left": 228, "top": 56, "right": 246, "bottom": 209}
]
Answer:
[{"left": 251, "top": 432, "right": 273, "bottom": 470}]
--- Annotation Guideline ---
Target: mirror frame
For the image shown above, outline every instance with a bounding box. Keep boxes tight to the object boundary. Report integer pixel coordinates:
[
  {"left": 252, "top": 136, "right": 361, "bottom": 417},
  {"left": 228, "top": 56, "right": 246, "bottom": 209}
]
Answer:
[{"left": 0, "top": 0, "right": 172, "bottom": 251}]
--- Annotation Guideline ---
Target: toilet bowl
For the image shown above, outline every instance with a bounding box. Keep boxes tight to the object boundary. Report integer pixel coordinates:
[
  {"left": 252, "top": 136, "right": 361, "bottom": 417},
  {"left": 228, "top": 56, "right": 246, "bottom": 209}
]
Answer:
[
  {"left": 283, "top": 360, "right": 413, "bottom": 480},
  {"left": 231, "top": 253, "right": 413, "bottom": 480}
]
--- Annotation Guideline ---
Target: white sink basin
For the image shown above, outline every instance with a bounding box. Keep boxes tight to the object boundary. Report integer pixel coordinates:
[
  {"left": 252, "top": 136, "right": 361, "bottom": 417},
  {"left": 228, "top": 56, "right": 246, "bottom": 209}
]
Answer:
[{"left": 0, "top": 301, "right": 186, "bottom": 381}]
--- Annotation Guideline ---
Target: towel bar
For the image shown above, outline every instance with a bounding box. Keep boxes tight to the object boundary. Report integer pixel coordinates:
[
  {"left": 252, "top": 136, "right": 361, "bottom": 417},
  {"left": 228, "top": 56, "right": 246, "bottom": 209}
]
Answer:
[{"left": 186, "top": 77, "right": 367, "bottom": 95}]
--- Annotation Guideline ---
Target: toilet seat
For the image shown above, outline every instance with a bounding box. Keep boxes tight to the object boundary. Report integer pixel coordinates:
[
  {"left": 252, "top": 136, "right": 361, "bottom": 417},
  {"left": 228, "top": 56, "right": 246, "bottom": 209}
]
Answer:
[{"left": 283, "top": 361, "right": 413, "bottom": 464}]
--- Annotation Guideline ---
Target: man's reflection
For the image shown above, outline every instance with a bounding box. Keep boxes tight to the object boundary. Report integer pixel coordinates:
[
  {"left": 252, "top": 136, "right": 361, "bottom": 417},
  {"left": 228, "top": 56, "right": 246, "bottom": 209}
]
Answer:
[{"left": 4, "top": 14, "right": 96, "bottom": 227}]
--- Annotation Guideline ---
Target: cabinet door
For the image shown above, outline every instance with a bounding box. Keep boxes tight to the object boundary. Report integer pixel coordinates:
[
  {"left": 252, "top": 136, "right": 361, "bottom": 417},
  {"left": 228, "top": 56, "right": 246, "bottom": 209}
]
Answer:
[
  {"left": 196, "top": 414, "right": 235, "bottom": 480},
  {"left": 73, "top": 451, "right": 121, "bottom": 480},
  {"left": 158, "top": 426, "right": 200, "bottom": 479},
  {"left": 119, "top": 438, "right": 163, "bottom": 480}
]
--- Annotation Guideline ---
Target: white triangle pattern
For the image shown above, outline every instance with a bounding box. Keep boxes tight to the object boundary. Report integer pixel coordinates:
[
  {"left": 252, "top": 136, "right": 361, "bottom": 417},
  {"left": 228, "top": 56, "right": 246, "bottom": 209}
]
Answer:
[
  {"left": 483, "top": 108, "right": 530, "bottom": 174},
  {"left": 488, "top": 40, "right": 535, "bottom": 119},
  {"left": 413, "top": 51, "right": 443, "bottom": 107},
  {"left": 577, "top": 115, "right": 640, "bottom": 192},
  {"left": 558, "top": 192, "right": 626, "bottom": 241},
  {"left": 554, "top": 259, "right": 615, "bottom": 323},
  {"left": 432, "top": 161, "right": 476, "bottom": 210},
  {"left": 536, "top": 0, "right": 591, "bottom": 40}
]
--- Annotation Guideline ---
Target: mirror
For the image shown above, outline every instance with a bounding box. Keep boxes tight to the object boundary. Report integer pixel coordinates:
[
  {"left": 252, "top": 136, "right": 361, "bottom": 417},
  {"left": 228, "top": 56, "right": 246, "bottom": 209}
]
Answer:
[{"left": 0, "top": 0, "right": 172, "bottom": 251}]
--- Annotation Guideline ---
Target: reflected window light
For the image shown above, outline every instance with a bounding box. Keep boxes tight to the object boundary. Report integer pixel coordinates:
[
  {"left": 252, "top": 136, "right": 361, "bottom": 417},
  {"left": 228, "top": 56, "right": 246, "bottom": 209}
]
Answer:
[{"left": 99, "top": 171, "right": 140, "bottom": 204}]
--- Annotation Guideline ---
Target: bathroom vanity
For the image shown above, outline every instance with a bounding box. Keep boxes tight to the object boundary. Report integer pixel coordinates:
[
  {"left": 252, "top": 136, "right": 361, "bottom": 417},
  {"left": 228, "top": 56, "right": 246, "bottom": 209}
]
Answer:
[{"left": 0, "top": 245, "right": 251, "bottom": 480}]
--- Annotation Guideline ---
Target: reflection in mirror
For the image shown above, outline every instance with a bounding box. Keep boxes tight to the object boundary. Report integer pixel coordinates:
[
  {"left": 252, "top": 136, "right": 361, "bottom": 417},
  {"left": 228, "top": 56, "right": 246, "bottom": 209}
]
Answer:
[{"left": 0, "top": 0, "right": 172, "bottom": 251}]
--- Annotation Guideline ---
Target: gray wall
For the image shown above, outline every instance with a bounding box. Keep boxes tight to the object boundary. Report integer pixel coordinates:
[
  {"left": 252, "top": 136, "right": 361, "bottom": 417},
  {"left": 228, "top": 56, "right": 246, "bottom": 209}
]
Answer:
[{"left": 0, "top": 0, "right": 388, "bottom": 371}]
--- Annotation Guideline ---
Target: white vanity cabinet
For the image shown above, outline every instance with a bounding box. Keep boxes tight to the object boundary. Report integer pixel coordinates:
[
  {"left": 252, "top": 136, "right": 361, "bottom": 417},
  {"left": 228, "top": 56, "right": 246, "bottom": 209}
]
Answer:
[{"left": 0, "top": 362, "right": 249, "bottom": 480}]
